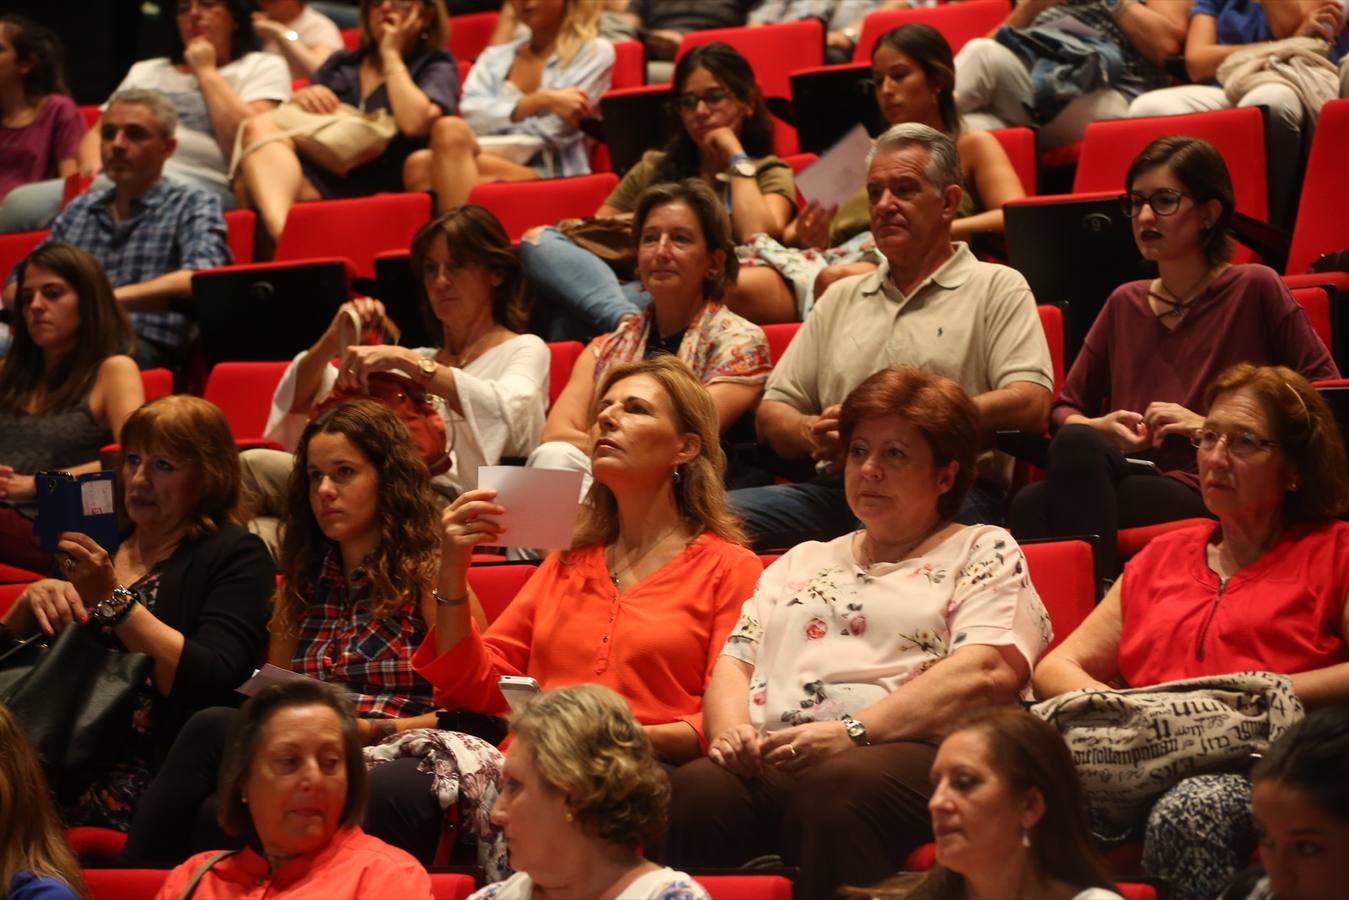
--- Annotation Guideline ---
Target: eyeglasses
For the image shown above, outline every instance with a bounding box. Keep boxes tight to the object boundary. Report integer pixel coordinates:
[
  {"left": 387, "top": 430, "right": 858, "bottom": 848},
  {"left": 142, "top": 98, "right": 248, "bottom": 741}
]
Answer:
[
  {"left": 1190, "top": 428, "right": 1281, "bottom": 457},
  {"left": 1120, "top": 189, "right": 1190, "bottom": 217},
  {"left": 677, "top": 87, "right": 732, "bottom": 112},
  {"left": 175, "top": 0, "right": 226, "bottom": 13}
]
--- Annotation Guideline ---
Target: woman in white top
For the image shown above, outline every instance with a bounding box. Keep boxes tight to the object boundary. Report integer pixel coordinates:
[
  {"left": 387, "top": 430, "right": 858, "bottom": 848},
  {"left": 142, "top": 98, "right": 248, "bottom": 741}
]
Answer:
[
  {"left": 251, "top": 0, "right": 343, "bottom": 79},
  {"left": 469, "top": 684, "right": 710, "bottom": 900},
  {"left": 403, "top": 0, "right": 614, "bottom": 212},
  {"left": 252, "top": 206, "right": 547, "bottom": 547},
  {"left": 849, "top": 707, "right": 1125, "bottom": 900},
  {"left": 662, "top": 366, "right": 1050, "bottom": 900}
]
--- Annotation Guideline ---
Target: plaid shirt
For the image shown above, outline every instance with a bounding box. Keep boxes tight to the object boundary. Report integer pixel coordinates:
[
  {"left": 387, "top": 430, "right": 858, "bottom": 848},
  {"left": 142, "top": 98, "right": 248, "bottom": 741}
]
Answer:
[
  {"left": 35, "top": 178, "right": 230, "bottom": 353},
  {"left": 292, "top": 550, "right": 437, "bottom": 719}
]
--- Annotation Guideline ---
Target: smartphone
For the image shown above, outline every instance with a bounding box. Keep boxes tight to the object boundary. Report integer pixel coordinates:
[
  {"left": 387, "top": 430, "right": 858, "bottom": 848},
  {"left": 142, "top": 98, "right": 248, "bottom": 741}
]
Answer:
[
  {"left": 1123, "top": 457, "right": 1160, "bottom": 476},
  {"left": 34, "top": 470, "right": 119, "bottom": 554},
  {"left": 498, "top": 675, "right": 540, "bottom": 712}
]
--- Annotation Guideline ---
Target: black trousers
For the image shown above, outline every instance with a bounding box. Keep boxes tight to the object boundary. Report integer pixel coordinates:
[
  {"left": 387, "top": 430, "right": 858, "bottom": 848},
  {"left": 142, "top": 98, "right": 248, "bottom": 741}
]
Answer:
[
  {"left": 1010, "top": 424, "right": 1212, "bottom": 582},
  {"left": 121, "top": 706, "right": 443, "bottom": 864}
]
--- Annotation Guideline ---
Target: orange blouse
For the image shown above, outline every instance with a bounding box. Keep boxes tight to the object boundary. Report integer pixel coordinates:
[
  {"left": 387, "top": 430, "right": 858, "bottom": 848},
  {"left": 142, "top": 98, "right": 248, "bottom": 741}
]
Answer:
[{"left": 412, "top": 533, "right": 762, "bottom": 747}]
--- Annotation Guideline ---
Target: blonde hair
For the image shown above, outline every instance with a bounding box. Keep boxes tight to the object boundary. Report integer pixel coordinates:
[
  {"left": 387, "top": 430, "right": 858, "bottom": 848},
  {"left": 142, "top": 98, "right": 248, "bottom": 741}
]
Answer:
[
  {"left": 509, "top": 684, "right": 670, "bottom": 849},
  {"left": 555, "top": 0, "right": 601, "bottom": 67},
  {"left": 0, "top": 706, "right": 88, "bottom": 900},
  {"left": 571, "top": 356, "right": 747, "bottom": 550}
]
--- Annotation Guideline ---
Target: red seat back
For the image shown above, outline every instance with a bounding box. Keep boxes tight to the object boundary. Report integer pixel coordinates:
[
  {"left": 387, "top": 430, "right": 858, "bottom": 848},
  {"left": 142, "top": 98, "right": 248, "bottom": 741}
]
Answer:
[
  {"left": 1037, "top": 304, "right": 1065, "bottom": 388},
  {"left": 468, "top": 173, "right": 618, "bottom": 243},
  {"left": 83, "top": 867, "right": 169, "bottom": 899},
  {"left": 854, "top": 0, "right": 1011, "bottom": 62},
  {"left": 466, "top": 564, "right": 538, "bottom": 624},
  {"left": 547, "top": 340, "right": 585, "bottom": 410},
  {"left": 990, "top": 126, "right": 1037, "bottom": 197},
  {"left": 1073, "top": 108, "right": 1268, "bottom": 223},
  {"left": 1117, "top": 518, "right": 1212, "bottom": 561},
  {"left": 274, "top": 193, "right": 432, "bottom": 280},
  {"left": 676, "top": 20, "right": 824, "bottom": 102},
  {"left": 429, "top": 872, "right": 477, "bottom": 900},
  {"left": 696, "top": 874, "right": 795, "bottom": 899},
  {"left": 0, "top": 582, "right": 31, "bottom": 619},
  {"left": 1021, "top": 539, "right": 1095, "bottom": 653},
  {"left": 1288, "top": 98, "right": 1349, "bottom": 276},
  {"left": 140, "top": 368, "right": 173, "bottom": 401},
  {"left": 79, "top": 104, "right": 101, "bottom": 131},
  {"left": 1290, "top": 285, "right": 1333, "bottom": 354},
  {"left": 611, "top": 39, "right": 646, "bottom": 90},
  {"left": 224, "top": 207, "right": 256, "bottom": 265},
  {"left": 762, "top": 322, "right": 802, "bottom": 366},
  {"left": 447, "top": 10, "right": 499, "bottom": 62},
  {"left": 340, "top": 27, "right": 360, "bottom": 49},
  {"left": 0, "top": 228, "right": 48, "bottom": 283},
  {"left": 202, "top": 361, "right": 291, "bottom": 443}
]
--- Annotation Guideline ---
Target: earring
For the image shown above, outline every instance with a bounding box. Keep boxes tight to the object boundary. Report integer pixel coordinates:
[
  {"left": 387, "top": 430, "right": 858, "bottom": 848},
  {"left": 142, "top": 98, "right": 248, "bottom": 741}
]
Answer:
[
  {"left": 672, "top": 466, "right": 682, "bottom": 485},
  {"left": 1021, "top": 830, "right": 1031, "bottom": 848},
  {"left": 241, "top": 794, "right": 248, "bottom": 805},
  {"left": 1288, "top": 482, "right": 1299, "bottom": 491},
  {"left": 564, "top": 810, "right": 574, "bottom": 822}
]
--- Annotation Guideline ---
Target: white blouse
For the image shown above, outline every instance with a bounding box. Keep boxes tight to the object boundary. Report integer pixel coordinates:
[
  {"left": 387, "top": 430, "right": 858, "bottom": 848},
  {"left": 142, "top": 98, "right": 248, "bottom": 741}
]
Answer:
[
  {"left": 723, "top": 525, "right": 1052, "bottom": 732},
  {"left": 263, "top": 334, "right": 549, "bottom": 495},
  {"left": 468, "top": 868, "right": 711, "bottom": 900}
]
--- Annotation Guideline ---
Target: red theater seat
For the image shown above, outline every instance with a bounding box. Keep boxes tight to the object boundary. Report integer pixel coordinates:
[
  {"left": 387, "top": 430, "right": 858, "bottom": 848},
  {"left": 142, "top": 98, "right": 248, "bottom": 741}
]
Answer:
[
  {"left": 466, "top": 563, "right": 538, "bottom": 624},
  {"left": 991, "top": 126, "right": 1037, "bottom": 196},
  {"left": 854, "top": 0, "right": 1011, "bottom": 61},
  {"left": 274, "top": 193, "right": 432, "bottom": 280},
  {"left": 447, "top": 10, "right": 498, "bottom": 63},
  {"left": 696, "top": 874, "right": 794, "bottom": 899},
  {"left": 762, "top": 322, "right": 801, "bottom": 366},
  {"left": 467, "top": 174, "right": 618, "bottom": 244},
  {"left": 0, "top": 228, "right": 48, "bottom": 282},
  {"left": 429, "top": 872, "right": 477, "bottom": 900},
  {"left": 1287, "top": 99, "right": 1349, "bottom": 277},
  {"left": 547, "top": 340, "right": 585, "bottom": 410},
  {"left": 223, "top": 207, "right": 256, "bottom": 265},
  {"left": 83, "top": 867, "right": 169, "bottom": 900},
  {"left": 676, "top": 20, "right": 824, "bottom": 102},
  {"left": 1022, "top": 539, "right": 1095, "bottom": 652},
  {"left": 202, "top": 361, "right": 290, "bottom": 446}
]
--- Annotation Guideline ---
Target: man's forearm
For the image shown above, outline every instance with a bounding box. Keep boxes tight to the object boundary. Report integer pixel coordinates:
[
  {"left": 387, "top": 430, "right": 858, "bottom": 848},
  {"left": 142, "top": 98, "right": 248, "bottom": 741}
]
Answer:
[
  {"left": 113, "top": 270, "right": 193, "bottom": 311},
  {"left": 757, "top": 401, "right": 819, "bottom": 460},
  {"left": 1117, "top": 0, "right": 1187, "bottom": 66},
  {"left": 972, "top": 383, "right": 1051, "bottom": 435}
]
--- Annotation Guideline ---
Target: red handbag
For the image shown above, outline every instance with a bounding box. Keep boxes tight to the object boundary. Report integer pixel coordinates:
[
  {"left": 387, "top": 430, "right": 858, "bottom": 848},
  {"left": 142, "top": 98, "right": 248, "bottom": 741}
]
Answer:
[{"left": 310, "top": 309, "right": 453, "bottom": 476}]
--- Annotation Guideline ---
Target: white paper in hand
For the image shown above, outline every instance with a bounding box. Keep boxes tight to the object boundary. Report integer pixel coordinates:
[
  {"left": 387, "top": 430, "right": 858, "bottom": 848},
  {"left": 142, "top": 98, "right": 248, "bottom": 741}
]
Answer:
[
  {"left": 477, "top": 466, "right": 585, "bottom": 549},
  {"left": 238, "top": 663, "right": 308, "bottom": 696},
  {"left": 795, "top": 124, "right": 874, "bottom": 209}
]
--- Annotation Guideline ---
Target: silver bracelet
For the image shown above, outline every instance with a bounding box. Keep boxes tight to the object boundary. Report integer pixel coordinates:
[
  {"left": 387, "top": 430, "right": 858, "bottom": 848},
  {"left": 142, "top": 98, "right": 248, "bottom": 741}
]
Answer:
[{"left": 433, "top": 590, "right": 468, "bottom": 607}]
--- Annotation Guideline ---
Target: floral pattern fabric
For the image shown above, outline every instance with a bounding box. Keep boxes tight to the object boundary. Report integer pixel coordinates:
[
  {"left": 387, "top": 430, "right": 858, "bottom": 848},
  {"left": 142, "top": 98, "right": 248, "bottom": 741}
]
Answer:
[
  {"left": 467, "top": 868, "right": 711, "bottom": 899},
  {"left": 723, "top": 525, "right": 1051, "bottom": 732},
  {"left": 591, "top": 298, "right": 771, "bottom": 389}
]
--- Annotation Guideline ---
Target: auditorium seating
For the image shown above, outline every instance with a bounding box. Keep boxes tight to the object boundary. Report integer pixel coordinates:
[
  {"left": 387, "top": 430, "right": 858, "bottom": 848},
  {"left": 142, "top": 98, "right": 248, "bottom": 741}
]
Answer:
[
  {"left": 467, "top": 173, "right": 618, "bottom": 244},
  {"left": 548, "top": 340, "right": 585, "bottom": 409},
  {"left": 674, "top": 20, "right": 824, "bottom": 104},
  {"left": 1021, "top": 538, "right": 1095, "bottom": 652},
  {"left": 466, "top": 562, "right": 539, "bottom": 624},
  {"left": 140, "top": 368, "right": 173, "bottom": 402},
  {"left": 223, "top": 208, "right": 256, "bottom": 266},
  {"left": 446, "top": 10, "right": 498, "bottom": 63},
  {"left": 273, "top": 193, "right": 433, "bottom": 280},
  {"left": 1285, "top": 99, "right": 1349, "bottom": 277},
  {"left": 201, "top": 361, "right": 290, "bottom": 446},
  {"left": 854, "top": 0, "right": 1011, "bottom": 61},
  {"left": 761, "top": 322, "right": 802, "bottom": 365},
  {"left": 0, "top": 228, "right": 47, "bottom": 283}
]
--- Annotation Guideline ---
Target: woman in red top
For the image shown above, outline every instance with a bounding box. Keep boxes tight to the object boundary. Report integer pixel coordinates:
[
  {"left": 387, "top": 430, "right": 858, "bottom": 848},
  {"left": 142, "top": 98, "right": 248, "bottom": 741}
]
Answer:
[
  {"left": 1034, "top": 363, "right": 1349, "bottom": 900},
  {"left": 416, "top": 354, "right": 763, "bottom": 764}
]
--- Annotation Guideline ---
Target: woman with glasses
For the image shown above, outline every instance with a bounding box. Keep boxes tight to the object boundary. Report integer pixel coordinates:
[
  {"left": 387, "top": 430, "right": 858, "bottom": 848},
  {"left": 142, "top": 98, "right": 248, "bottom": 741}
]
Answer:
[
  {"left": 1034, "top": 362, "right": 1349, "bottom": 900},
  {"left": 519, "top": 41, "right": 796, "bottom": 339},
  {"left": 0, "top": 0, "right": 289, "bottom": 233},
  {"left": 1009, "top": 136, "right": 1338, "bottom": 590},
  {"left": 236, "top": 0, "right": 456, "bottom": 243},
  {"left": 403, "top": 0, "right": 614, "bottom": 212}
]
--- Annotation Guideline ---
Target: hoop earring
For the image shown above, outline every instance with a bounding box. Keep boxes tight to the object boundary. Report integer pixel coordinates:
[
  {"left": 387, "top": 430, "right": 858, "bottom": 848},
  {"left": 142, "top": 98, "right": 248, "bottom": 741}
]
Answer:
[{"left": 672, "top": 466, "right": 682, "bottom": 485}]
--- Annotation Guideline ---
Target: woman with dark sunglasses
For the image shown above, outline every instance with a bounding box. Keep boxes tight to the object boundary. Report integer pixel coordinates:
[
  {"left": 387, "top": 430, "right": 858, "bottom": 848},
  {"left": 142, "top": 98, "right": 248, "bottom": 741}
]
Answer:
[
  {"left": 518, "top": 42, "right": 796, "bottom": 340},
  {"left": 1008, "top": 136, "right": 1338, "bottom": 590}
]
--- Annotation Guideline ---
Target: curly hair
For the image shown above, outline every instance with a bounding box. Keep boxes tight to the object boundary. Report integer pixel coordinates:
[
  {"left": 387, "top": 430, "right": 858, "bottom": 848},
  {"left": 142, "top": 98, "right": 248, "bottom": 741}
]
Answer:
[
  {"left": 272, "top": 399, "right": 442, "bottom": 637},
  {"left": 408, "top": 205, "right": 528, "bottom": 336},
  {"left": 0, "top": 244, "right": 135, "bottom": 417},
  {"left": 656, "top": 42, "right": 775, "bottom": 182},
  {"left": 0, "top": 706, "right": 87, "bottom": 900},
  {"left": 119, "top": 396, "right": 247, "bottom": 541},
  {"left": 571, "top": 356, "right": 747, "bottom": 550},
  {"left": 508, "top": 684, "right": 670, "bottom": 849},
  {"left": 1203, "top": 363, "right": 1349, "bottom": 521}
]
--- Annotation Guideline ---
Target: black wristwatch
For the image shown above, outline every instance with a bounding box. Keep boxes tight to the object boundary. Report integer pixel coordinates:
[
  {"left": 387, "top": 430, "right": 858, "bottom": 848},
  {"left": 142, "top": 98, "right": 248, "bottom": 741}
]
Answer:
[
  {"left": 842, "top": 715, "right": 871, "bottom": 747},
  {"left": 91, "top": 586, "right": 138, "bottom": 627}
]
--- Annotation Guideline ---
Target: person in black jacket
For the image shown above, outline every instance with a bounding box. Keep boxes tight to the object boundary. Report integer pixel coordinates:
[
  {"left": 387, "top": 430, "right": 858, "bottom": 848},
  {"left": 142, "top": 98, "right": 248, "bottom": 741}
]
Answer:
[{"left": 0, "top": 394, "right": 274, "bottom": 831}]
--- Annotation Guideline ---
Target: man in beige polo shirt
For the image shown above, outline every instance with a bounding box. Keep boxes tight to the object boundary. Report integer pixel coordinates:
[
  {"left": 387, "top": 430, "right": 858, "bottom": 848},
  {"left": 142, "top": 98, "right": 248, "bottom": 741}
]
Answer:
[{"left": 730, "top": 122, "right": 1054, "bottom": 549}]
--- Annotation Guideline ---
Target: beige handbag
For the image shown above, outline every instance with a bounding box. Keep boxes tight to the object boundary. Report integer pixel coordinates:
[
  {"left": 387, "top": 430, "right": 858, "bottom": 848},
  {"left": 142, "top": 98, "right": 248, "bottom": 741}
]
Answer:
[{"left": 229, "top": 102, "right": 397, "bottom": 180}]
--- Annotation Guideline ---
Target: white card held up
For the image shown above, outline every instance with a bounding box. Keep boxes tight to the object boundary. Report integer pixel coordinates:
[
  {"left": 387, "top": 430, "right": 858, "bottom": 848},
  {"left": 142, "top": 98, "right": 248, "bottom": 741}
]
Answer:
[
  {"left": 237, "top": 663, "right": 309, "bottom": 696},
  {"left": 795, "top": 124, "right": 874, "bottom": 209},
  {"left": 477, "top": 466, "right": 585, "bottom": 549}
]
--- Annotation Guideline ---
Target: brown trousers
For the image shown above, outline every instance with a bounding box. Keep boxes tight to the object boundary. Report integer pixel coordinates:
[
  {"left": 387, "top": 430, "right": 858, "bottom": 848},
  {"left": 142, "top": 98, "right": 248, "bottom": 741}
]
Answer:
[{"left": 659, "top": 741, "right": 938, "bottom": 900}]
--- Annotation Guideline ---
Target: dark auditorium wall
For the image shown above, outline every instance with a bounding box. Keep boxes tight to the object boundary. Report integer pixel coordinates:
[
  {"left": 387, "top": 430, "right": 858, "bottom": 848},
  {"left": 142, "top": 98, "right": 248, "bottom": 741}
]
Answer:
[{"left": 11, "top": 0, "right": 168, "bottom": 105}]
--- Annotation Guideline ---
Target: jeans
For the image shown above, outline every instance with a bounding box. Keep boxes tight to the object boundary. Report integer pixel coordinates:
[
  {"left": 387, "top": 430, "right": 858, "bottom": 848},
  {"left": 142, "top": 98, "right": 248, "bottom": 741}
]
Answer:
[
  {"left": 519, "top": 226, "right": 650, "bottom": 340},
  {"left": 731, "top": 473, "right": 1008, "bottom": 552},
  {"left": 0, "top": 170, "right": 237, "bottom": 235}
]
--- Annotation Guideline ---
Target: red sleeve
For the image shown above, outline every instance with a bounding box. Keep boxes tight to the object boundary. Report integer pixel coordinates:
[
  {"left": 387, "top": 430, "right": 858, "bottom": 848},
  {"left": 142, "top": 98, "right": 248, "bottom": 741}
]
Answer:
[
  {"left": 673, "top": 548, "right": 763, "bottom": 750},
  {"left": 412, "top": 557, "right": 555, "bottom": 713}
]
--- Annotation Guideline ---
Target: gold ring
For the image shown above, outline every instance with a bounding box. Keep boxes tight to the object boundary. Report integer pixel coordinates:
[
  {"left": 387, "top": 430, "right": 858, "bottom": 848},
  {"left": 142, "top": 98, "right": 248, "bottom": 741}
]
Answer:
[
  {"left": 788, "top": 744, "right": 798, "bottom": 759},
  {"left": 62, "top": 557, "right": 75, "bottom": 572}
]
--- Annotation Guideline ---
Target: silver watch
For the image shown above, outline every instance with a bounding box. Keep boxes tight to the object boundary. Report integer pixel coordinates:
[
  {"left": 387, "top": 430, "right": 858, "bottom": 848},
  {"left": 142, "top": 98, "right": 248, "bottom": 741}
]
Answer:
[
  {"left": 842, "top": 715, "right": 871, "bottom": 747},
  {"left": 91, "top": 586, "right": 138, "bottom": 627}
]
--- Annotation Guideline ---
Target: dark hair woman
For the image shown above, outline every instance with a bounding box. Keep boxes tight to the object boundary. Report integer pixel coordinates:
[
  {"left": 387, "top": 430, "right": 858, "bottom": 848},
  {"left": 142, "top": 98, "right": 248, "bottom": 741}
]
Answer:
[
  {"left": 0, "top": 15, "right": 83, "bottom": 211},
  {"left": 0, "top": 244, "right": 142, "bottom": 571},
  {"left": 1010, "top": 136, "right": 1340, "bottom": 589}
]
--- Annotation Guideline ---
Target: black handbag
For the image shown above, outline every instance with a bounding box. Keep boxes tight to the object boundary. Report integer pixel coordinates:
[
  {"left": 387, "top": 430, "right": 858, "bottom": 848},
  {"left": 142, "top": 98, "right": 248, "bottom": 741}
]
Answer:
[{"left": 0, "top": 623, "right": 153, "bottom": 794}]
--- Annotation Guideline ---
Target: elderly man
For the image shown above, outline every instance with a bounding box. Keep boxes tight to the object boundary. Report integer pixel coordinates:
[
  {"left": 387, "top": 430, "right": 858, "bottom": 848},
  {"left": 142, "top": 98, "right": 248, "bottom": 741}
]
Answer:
[
  {"left": 732, "top": 122, "right": 1053, "bottom": 549},
  {"left": 4, "top": 89, "right": 230, "bottom": 369}
]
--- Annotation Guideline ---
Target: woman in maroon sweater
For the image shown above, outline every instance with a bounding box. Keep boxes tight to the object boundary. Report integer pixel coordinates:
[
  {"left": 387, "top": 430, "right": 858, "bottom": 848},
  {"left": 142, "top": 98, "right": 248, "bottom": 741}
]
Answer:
[{"left": 1008, "top": 136, "right": 1338, "bottom": 586}]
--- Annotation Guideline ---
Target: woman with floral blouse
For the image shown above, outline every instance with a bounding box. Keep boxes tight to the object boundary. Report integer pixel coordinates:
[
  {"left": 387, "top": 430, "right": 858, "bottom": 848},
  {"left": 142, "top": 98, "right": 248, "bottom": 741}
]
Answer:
[{"left": 661, "top": 366, "right": 1051, "bottom": 900}]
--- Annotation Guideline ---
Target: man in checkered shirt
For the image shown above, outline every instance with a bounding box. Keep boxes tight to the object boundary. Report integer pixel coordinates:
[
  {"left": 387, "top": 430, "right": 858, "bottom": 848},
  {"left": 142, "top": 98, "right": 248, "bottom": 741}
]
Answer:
[{"left": 4, "top": 88, "right": 230, "bottom": 369}]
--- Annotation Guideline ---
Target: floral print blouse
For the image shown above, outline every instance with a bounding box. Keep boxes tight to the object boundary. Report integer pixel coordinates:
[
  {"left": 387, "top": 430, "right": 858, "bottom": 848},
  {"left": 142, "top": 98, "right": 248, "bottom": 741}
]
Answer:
[{"left": 723, "top": 525, "right": 1052, "bottom": 732}]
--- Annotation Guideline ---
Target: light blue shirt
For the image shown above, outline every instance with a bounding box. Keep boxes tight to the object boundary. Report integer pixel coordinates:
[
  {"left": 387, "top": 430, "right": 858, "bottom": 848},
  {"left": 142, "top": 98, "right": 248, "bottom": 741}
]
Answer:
[
  {"left": 748, "top": 0, "right": 881, "bottom": 32},
  {"left": 461, "top": 36, "right": 615, "bottom": 177}
]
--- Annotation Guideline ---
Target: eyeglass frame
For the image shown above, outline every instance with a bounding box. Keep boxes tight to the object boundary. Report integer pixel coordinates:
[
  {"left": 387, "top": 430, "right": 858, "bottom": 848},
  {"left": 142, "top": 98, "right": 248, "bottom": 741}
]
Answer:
[
  {"left": 676, "top": 87, "right": 734, "bottom": 112},
  {"left": 1189, "top": 427, "right": 1282, "bottom": 457},
  {"left": 1120, "top": 188, "right": 1192, "bottom": 218}
]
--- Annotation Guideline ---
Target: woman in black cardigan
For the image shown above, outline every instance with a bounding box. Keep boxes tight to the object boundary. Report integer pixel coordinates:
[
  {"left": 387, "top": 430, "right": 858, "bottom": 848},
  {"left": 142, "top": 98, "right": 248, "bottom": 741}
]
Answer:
[{"left": 0, "top": 395, "right": 273, "bottom": 830}]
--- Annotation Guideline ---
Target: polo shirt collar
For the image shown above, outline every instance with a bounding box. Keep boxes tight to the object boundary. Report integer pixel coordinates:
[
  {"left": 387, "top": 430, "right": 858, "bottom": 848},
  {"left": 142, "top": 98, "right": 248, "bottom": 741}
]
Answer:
[{"left": 861, "top": 242, "right": 976, "bottom": 302}]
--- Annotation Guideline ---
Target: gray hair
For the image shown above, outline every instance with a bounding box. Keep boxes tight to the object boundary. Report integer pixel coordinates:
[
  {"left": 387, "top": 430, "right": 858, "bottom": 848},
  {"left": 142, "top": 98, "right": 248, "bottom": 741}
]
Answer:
[
  {"left": 865, "top": 122, "right": 963, "bottom": 193},
  {"left": 104, "top": 88, "right": 179, "bottom": 139}
]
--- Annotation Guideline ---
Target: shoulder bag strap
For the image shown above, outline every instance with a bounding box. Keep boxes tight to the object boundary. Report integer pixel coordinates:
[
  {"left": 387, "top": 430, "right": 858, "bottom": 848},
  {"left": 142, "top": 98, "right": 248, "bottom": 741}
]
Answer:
[{"left": 178, "top": 848, "right": 242, "bottom": 900}]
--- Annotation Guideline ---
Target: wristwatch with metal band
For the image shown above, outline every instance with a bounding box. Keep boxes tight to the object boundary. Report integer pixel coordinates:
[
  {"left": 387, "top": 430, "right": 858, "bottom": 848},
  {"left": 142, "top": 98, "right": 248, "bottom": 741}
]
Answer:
[
  {"left": 92, "top": 586, "right": 139, "bottom": 628},
  {"left": 842, "top": 715, "right": 871, "bottom": 747}
]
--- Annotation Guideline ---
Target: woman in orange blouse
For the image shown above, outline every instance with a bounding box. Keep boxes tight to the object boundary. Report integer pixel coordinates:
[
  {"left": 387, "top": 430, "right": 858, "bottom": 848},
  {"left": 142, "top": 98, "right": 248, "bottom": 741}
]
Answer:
[{"left": 414, "top": 355, "right": 761, "bottom": 763}]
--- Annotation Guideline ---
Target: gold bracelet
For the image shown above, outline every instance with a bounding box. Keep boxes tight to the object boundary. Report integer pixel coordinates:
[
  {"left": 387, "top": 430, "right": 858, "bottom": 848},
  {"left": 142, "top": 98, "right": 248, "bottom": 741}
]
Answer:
[{"left": 433, "top": 590, "right": 468, "bottom": 607}]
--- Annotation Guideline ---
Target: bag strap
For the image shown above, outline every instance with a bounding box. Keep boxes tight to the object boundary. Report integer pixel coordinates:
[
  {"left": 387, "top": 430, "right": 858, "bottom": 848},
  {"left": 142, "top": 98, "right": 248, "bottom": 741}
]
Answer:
[
  {"left": 178, "top": 849, "right": 241, "bottom": 900},
  {"left": 227, "top": 105, "right": 396, "bottom": 181}
]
